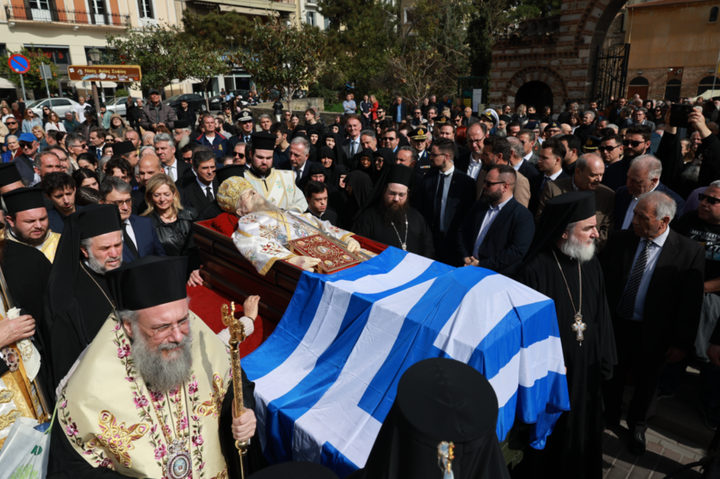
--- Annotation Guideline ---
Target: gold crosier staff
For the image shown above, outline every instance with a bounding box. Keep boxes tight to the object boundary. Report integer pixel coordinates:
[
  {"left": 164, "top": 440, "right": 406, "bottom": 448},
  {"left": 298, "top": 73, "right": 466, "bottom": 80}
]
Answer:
[{"left": 221, "top": 302, "right": 249, "bottom": 479}]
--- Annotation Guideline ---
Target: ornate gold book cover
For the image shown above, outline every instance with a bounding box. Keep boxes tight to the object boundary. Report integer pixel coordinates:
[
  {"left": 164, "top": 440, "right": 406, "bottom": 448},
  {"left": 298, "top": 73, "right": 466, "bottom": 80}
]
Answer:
[{"left": 288, "top": 235, "right": 360, "bottom": 274}]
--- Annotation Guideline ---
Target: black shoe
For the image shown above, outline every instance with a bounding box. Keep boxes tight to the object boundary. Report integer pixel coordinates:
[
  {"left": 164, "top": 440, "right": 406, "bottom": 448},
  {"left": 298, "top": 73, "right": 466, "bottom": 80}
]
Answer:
[{"left": 627, "top": 430, "right": 646, "bottom": 456}]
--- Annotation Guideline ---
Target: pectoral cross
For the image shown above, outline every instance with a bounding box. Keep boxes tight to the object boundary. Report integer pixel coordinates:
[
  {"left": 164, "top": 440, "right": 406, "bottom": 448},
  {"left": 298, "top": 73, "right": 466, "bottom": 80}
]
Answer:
[
  {"left": 438, "top": 441, "right": 455, "bottom": 479},
  {"left": 572, "top": 313, "right": 586, "bottom": 345}
]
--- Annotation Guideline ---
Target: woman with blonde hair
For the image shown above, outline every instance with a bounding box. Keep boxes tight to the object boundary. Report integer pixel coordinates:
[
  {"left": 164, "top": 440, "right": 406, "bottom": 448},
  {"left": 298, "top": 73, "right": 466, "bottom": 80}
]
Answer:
[
  {"left": 142, "top": 174, "right": 202, "bottom": 284},
  {"left": 31, "top": 125, "right": 48, "bottom": 151},
  {"left": 45, "top": 110, "right": 66, "bottom": 132},
  {"left": 370, "top": 94, "right": 379, "bottom": 120}
]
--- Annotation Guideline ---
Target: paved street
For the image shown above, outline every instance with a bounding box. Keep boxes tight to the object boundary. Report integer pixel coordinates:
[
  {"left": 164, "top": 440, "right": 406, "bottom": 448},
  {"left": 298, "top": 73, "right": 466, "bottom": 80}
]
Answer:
[{"left": 603, "top": 366, "right": 716, "bottom": 478}]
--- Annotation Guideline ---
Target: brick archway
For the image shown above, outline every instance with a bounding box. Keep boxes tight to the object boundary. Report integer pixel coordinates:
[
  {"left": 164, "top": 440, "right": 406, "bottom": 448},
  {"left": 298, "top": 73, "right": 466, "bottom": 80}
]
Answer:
[
  {"left": 489, "top": 0, "right": 629, "bottom": 110},
  {"left": 501, "top": 66, "right": 569, "bottom": 112}
]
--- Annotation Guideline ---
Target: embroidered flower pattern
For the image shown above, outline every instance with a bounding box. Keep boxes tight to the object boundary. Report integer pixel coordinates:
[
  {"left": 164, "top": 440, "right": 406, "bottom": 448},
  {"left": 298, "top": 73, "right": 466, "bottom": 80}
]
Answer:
[
  {"left": 154, "top": 444, "right": 167, "bottom": 461},
  {"left": 133, "top": 393, "right": 149, "bottom": 409},
  {"left": 117, "top": 345, "right": 131, "bottom": 358},
  {"left": 66, "top": 422, "right": 79, "bottom": 436}
]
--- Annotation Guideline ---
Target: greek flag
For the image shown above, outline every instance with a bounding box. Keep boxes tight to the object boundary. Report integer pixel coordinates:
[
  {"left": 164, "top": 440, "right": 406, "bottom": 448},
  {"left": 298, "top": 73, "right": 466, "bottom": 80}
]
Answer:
[{"left": 243, "top": 247, "right": 569, "bottom": 477}]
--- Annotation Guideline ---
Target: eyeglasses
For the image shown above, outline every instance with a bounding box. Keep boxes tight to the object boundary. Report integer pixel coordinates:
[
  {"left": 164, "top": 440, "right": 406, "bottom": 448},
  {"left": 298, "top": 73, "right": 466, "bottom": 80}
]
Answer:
[
  {"left": 110, "top": 198, "right": 133, "bottom": 207},
  {"left": 105, "top": 137, "right": 114, "bottom": 142},
  {"left": 623, "top": 139, "right": 644, "bottom": 148},
  {"left": 377, "top": 110, "right": 385, "bottom": 114},
  {"left": 382, "top": 137, "right": 396, "bottom": 141},
  {"left": 234, "top": 152, "right": 245, "bottom": 158},
  {"left": 72, "top": 143, "right": 88, "bottom": 149},
  {"left": 699, "top": 193, "right": 720, "bottom": 205},
  {"left": 598, "top": 145, "right": 621, "bottom": 152},
  {"left": 142, "top": 317, "right": 190, "bottom": 340}
]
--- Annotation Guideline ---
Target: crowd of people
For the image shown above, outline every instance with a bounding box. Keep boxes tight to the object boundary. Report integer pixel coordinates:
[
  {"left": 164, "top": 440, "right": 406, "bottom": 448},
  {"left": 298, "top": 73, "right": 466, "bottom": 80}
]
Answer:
[{"left": 1, "top": 88, "right": 720, "bottom": 478}]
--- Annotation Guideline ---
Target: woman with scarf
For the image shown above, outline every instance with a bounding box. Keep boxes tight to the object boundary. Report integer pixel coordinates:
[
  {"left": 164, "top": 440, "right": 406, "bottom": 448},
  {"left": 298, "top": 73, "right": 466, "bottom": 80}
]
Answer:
[
  {"left": 108, "top": 114, "right": 128, "bottom": 139},
  {"left": 341, "top": 169, "right": 373, "bottom": 230}
]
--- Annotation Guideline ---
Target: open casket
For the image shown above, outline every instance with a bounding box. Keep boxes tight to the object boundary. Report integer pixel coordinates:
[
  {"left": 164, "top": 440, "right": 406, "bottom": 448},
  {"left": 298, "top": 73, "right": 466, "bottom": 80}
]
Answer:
[{"left": 193, "top": 217, "right": 388, "bottom": 324}]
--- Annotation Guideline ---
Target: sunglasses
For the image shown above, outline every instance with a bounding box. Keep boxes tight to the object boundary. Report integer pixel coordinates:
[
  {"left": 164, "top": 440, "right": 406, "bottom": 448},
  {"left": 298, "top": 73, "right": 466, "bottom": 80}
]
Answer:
[
  {"left": 105, "top": 137, "right": 114, "bottom": 142},
  {"left": 598, "top": 145, "right": 620, "bottom": 152},
  {"left": 623, "top": 139, "right": 644, "bottom": 148},
  {"left": 377, "top": 111, "right": 384, "bottom": 114},
  {"left": 699, "top": 193, "right": 720, "bottom": 205},
  {"left": 6, "top": 121, "right": 17, "bottom": 125},
  {"left": 234, "top": 152, "right": 245, "bottom": 158}
]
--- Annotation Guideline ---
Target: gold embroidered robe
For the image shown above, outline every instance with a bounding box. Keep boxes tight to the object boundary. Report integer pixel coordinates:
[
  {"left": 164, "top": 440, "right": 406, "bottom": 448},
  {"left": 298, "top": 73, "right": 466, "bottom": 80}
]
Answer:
[
  {"left": 244, "top": 168, "right": 308, "bottom": 214},
  {"left": 6, "top": 229, "right": 61, "bottom": 263},
  {"left": 56, "top": 312, "right": 232, "bottom": 478}
]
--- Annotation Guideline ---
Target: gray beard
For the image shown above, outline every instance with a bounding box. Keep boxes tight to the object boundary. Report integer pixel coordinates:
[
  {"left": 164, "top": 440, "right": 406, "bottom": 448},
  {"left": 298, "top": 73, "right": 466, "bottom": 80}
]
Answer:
[
  {"left": 130, "top": 321, "right": 193, "bottom": 393},
  {"left": 85, "top": 248, "right": 122, "bottom": 274},
  {"left": 177, "top": 135, "right": 190, "bottom": 150},
  {"left": 559, "top": 233, "right": 596, "bottom": 264}
]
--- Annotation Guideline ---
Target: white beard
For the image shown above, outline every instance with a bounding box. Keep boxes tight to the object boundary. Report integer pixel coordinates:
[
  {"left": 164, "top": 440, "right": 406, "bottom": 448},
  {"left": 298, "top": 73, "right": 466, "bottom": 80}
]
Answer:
[{"left": 559, "top": 233, "right": 596, "bottom": 263}]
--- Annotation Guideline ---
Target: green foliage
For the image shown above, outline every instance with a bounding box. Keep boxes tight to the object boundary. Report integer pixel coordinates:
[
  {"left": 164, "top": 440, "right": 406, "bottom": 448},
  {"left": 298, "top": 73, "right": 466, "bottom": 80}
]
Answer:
[
  {"left": 106, "top": 24, "right": 228, "bottom": 94},
  {"left": 114, "top": 88, "right": 129, "bottom": 97},
  {"left": 0, "top": 48, "right": 59, "bottom": 93},
  {"left": 232, "top": 17, "right": 325, "bottom": 113},
  {"left": 181, "top": 10, "right": 254, "bottom": 50}
]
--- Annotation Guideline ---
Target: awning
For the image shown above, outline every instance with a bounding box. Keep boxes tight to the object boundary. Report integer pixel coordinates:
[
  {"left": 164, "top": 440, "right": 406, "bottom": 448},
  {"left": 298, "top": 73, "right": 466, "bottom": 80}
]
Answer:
[
  {"left": 68, "top": 80, "right": 119, "bottom": 89},
  {"left": 0, "top": 77, "right": 16, "bottom": 89}
]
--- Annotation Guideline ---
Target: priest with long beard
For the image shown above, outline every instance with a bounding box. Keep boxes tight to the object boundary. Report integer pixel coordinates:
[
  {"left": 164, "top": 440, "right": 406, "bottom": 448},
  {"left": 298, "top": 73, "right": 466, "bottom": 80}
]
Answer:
[
  {"left": 514, "top": 191, "right": 617, "bottom": 479},
  {"left": 48, "top": 256, "right": 265, "bottom": 478},
  {"left": 352, "top": 164, "right": 434, "bottom": 258}
]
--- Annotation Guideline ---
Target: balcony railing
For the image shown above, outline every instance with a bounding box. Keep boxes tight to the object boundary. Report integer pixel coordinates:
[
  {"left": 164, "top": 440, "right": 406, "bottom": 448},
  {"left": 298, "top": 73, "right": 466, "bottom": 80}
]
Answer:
[{"left": 5, "top": 5, "right": 130, "bottom": 27}]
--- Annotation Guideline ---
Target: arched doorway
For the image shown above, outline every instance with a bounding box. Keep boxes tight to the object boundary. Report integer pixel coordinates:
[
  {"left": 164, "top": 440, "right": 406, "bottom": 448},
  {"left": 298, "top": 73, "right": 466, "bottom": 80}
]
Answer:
[
  {"left": 515, "top": 81, "right": 553, "bottom": 112},
  {"left": 665, "top": 79, "right": 682, "bottom": 103},
  {"left": 628, "top": 77, "right": 649, "bottom": 100},
  {"left": 697, "top": 76, "right": 720, "bottom": 97}
]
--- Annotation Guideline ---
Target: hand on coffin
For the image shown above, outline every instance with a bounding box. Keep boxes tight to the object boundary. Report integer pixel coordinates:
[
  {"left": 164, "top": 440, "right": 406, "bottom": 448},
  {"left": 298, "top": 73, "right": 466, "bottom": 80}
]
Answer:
[
  {"left": 288, "top": 256, "right": 321, "bottom": 272},
  {"left": 346, "top": 237, "right": 360, "bottom": 253},
  {"left": 242, "top": 295, "right": 260, "bottom": 321}
]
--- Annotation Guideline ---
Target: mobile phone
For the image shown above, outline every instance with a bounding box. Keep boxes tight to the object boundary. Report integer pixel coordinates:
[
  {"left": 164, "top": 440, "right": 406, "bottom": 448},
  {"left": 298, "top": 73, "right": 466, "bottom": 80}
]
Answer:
[{"left": 670, "top": 103, "right": 693, "bottom": 129}]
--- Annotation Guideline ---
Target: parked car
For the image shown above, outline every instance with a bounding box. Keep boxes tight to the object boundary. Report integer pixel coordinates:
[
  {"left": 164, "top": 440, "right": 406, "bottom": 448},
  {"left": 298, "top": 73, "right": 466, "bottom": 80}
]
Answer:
[
  {"left": 105, "top": 97, "right": 129, "bottom": 117},
  {"left": 208, "top": 95, "right": 224, "bottom": 111},
  {"left": 164, "top": 93, "right": 207, "bottom": 113},
  {"left": 27, "top": 98, "right": 82, "bottom": 119}
]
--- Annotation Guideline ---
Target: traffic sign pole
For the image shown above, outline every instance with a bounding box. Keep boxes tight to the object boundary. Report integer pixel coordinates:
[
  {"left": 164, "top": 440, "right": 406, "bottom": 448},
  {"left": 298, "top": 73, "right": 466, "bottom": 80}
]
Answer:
[{"left": 19, "top": 75, "right": 26, "bottom": 102}]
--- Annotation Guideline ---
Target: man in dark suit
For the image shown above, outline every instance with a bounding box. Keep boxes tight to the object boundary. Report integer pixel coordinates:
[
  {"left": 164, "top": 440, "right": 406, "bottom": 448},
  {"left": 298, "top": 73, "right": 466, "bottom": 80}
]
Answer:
[
  {"left": 304, "top": 181, "right": 338, "bottom": 226},
  {"left": 184, "top": 147, "right": 219, "bottom": 211},
  {"left": 99, "top": 176, "right": 165, "bottom": 263},
  {"left": 602, "top": 191, "right": 704, "bottom": 455},
  {"left": 457, "top": 165, "right": 534, "bottom": 275},
  {"left": 529, "top": 138, "right": 570, "bottom": 215},
  {"left": 289, "top": 137, "right": 313, "bottom": 191},
  {"left": 614, "top": 155, "right": 684, "bottom": 230},
  {"left": 416, "top": 138, "right": 476, "bottom": 266},
  {"left": 87, "top": 126, "right": 106, "bottom": 163},
  {"left": 507, "top": 136, "right": 540, "bottom": 181},
  {"left": 340, "top": 115, "right": 363, "bottom": 165},
  {"left": 155, "top": 132, "right": 194, "bottom": 189},
  {"left": 602, "top": 125, "right": 651, "bottom": 191}
]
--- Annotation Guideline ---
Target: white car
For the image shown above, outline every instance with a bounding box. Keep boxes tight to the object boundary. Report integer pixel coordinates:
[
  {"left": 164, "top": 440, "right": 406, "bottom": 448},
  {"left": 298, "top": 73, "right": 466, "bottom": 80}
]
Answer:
[
  {"left": 27, "top": 98, "right": 82, "bottom": 119},
  {"left": 105, "top": 97, "right": 129, "bottom": 118}
]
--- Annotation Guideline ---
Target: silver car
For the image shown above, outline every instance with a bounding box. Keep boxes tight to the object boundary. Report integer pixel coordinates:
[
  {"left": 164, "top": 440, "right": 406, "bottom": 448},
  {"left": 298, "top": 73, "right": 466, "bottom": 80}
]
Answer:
[
  {"left": 27, "top": 98, "right": 82, "bottom": 119},
  {"left": 105, "top": 97, "right": 129, "bottom": 117}
]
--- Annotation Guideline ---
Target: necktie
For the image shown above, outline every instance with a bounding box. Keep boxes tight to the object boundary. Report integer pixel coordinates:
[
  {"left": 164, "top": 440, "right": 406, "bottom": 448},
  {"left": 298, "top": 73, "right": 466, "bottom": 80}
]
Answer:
[
  {"left": 166, "top": 165, "right": 175, "bottom": 181},
  {"left": 245, "top": 136, "right": 250, "bottom": 143},
  {"left": 295, "top": 168, "right": 300, "bottom": 180},
  {"left": 123, "top": 222, "right": 139, "bottom": 259},
  {"left": 96, "top": 148, "right": 102, "bottom": 161},
  {"left": 352, "top": 141, "right": 358, "bottom": 156},
  {"left": 434, "top": 173, "right": 446, "bottom": 230},
  {"left": 205, "top": 186, "right": 213, "bottom": 201},
  {"left": 540, "top": 176, "right": 551, "bottom": 192},
  {"left": 619, "top": 239, "right": 651, "bottom": 320}
]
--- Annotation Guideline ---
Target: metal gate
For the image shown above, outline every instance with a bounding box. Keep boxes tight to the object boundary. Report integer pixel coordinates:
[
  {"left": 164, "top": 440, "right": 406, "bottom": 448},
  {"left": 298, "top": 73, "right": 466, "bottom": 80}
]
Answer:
[{"left": 592, "top": 43, "right": 630, "bottom": 108}]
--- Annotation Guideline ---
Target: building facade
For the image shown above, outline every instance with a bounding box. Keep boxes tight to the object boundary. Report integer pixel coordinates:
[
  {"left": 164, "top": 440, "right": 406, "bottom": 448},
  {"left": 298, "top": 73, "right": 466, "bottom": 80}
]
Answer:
[{"left": 625, "top": 0, "right": 720, "bottom": 101}]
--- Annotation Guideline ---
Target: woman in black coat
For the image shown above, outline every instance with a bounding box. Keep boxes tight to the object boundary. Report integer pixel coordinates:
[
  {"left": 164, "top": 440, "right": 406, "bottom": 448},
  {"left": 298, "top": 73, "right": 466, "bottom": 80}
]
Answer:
[{"left": 142, "top": 173, "right": 202, "bottom": 285}]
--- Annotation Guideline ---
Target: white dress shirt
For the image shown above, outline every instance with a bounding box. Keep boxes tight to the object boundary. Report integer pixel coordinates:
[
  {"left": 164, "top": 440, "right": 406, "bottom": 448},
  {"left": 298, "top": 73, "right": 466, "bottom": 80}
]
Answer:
[
  {"left": 123, "top": 218, "right": 137, "bottom": 249},
  {"left": 467, "top": 155, "right": 482, "bottom": 180},
  {"left": 165, "top": 159, "right": 178, "bottom": 181},
  {"left": 197, "top": 177, "right": 214, "bottom": 197},
  {"left": 626, "top": 227, "right": 670, "bottom": 321},
  {"left": 473, "top": 196, "right": 512, "bottom": 257}
]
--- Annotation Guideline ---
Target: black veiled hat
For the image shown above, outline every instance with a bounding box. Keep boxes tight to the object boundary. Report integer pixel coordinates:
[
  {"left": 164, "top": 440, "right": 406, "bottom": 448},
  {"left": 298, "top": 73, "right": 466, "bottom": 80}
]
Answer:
[
  {"left": 355, "top": 358, "right": 508, "bottom": 479},
  {"left": 386, "top": 164, "right": 414, "bottom": 187},
  {"left": 308, "top": 162, "right": 328, "bottom": 177},
  {"left": 107, "top": 256, "right": 188, "bottom": 311},
  {"left": 2, "top": 187, "right": 45, "bottom": 215},
  {"left": 251, "top": 132, "right": 276, "bottom": 151},
  {"left": 174, "top": 119, "right": 190, "bottom": 129},
  {"left": 216, "top": 164, "right": 246, "bottom": 185},
  {"left": 77, "top": 203, "right": 123, "bottom": 239},
  {"left": 525, "top": 191, "right": 596, "bottom": 262},
  {"left": 112, "top": 141, "right": 136, "bottom": 157},
  {"left": 0, "top": 163, "right": 22, "bottom": 187},
  {"left": 248, "top": 461, "right": 338, "bottom": 479}
]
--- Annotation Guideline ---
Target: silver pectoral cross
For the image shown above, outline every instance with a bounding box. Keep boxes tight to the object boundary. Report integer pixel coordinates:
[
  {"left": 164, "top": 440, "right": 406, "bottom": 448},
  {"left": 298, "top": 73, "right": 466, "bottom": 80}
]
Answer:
[{"left": 572, "top": 313, "right": 587, "bottom": 345}]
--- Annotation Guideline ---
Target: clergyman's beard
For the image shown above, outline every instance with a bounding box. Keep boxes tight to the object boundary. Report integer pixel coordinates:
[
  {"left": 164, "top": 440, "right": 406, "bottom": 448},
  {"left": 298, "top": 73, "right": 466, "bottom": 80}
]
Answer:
[
  {"left": 130, "top": 321, "right": 192, "bottom": 393},
  {"left": 177, "top": 134, "right": 190, "bottom": 150},
  {"left": 13, "top": 226, "right": 47, "bottom": 247},
  {"left": 560, "top": 233, "right": 596, "bottom": 264},
  {"left": 381, "top": 199, "right": 409, "bottom": 226},
  {"left": 85, "top": 248, "right": 122, "bottom": 274}
]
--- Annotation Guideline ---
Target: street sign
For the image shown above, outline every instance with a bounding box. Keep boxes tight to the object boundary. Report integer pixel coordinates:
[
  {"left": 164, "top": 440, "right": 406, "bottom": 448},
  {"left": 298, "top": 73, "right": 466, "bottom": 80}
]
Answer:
[
  {"left": 39, "top": 64, "right": 52, "bottom": 80},
  {"left": 8, "top": 54, "right": 30, "bottom": 74},
  {"left": 67, "top": 65, "right": 142, "bottom": 82}
]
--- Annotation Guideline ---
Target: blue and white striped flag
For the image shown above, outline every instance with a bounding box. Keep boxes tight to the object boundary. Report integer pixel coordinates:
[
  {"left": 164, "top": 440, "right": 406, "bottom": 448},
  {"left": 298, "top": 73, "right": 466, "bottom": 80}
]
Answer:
[{"left": 243, "top": 247, "right": 570, "bottom": 477}]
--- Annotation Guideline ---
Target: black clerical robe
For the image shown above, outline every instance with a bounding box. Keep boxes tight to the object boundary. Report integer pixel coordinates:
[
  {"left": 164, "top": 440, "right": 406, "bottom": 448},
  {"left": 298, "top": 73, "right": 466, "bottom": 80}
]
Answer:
[
  {"left": 515, "top": 246, "right": 616, "bottom": 479},
  {"left": 45, "top": 263, "right": 115, "bottom": 390},
  {"left": 352, "top": 205, "right": 435, "bottom": 259}
]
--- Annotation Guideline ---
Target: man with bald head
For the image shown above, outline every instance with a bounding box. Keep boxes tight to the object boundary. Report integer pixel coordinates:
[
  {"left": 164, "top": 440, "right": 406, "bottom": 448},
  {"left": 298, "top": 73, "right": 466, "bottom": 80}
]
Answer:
[
  {"left": 536, "top": 154, "right": 616, "bottom": 252},
  {"left": 455, "top": 123, "right": 486, "bottom": 179},
  {"left": 614, "top": 155, "right": 684, "bottom": 230},
  {"left": 603, "top": 191, "right": 703, "bottom": 455}
]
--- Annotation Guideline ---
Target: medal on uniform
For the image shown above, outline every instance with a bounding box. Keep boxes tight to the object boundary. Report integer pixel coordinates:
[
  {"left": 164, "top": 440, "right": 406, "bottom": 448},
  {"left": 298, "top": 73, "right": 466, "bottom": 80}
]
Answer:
[{"left": 166, "top": 440, "right": 191, "bottom": 479}]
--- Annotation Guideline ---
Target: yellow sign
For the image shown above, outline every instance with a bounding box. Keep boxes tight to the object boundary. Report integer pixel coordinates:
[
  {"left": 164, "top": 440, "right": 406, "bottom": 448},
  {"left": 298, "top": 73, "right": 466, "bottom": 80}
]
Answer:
[{"left": 67, "top": 65, "right": 142, "bottom": 82}]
